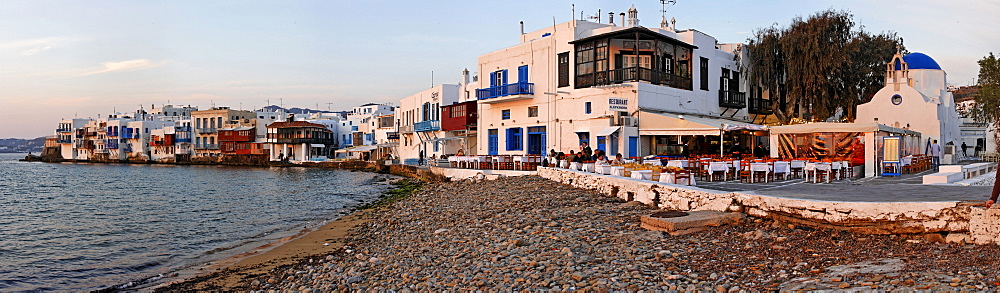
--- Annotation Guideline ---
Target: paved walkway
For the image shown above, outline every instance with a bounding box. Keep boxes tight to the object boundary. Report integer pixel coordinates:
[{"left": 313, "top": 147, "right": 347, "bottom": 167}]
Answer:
[{"left": 695, "top": 169, "right": 994, "bottom": 203}]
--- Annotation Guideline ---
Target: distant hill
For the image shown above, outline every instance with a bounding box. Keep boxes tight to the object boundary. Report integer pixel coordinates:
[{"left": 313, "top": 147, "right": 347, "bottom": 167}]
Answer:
[
  {"left": 0, "top": 137, "right": 45, "bottom": 153},
  {"left": 261, "top": 105, "right": 348, "bottom": 117}
]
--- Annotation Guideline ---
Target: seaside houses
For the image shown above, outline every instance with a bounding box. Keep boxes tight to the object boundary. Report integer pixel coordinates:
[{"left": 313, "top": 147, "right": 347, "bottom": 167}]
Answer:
[
  {"left": 395, "top": 84, "right": 464, "bottom": 164},
  {"left": 191, "top": 107, "right": 255, "bottom": 158},
  {"left": 265, "top": 120, "right": 336, "bottom": 161},
  {"left": 472, "top": 6, "right": 773, "bottom": 158}
]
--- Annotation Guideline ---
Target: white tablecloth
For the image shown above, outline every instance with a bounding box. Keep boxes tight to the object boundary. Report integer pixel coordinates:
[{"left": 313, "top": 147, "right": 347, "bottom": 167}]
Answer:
[
  {"left": 631, "top": 170, "right": 652, "bottom": 180},
  {"left": 901, "top": 156, "right": 912, "bottom": 166},
  {"left": 559, "top": 160, "right": 569, "bottom": 169},
  {"left": 773, "top": 161, "right": 791, "bottom": 180},
  {"left": 610, "top": 167, "right": 626, "bottom": 177},
  {"left": 666, "top": 160, "right": 688, "bottom": 168},
  {"left": 706, "top": 162, "right": 729, "bottom": 181},
  {"left": 642, "top": 159, "right": 663, "bottom": 166},
  {"left": 660, "top": 172, "right": 696, "bottom": 185},
  {"left": 750, "top": 163, "right": 772, "bottom": 182},
  {"left": 595, "top": 164, "right": 613, "bottom": 175},
  {"left": 569, "top": 162, "right": 582, "bottom": 171},
  {"left": 805, "top": 163, "right": 833, "bottom": 183},
  {"left": 583, "top": 163, "right": 596, "bottom": 173}
]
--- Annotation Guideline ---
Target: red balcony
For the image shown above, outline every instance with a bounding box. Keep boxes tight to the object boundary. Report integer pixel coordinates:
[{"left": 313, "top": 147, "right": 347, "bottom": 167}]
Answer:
[{"left": 441, "top": 101, "right": 477, "bottom": 131}]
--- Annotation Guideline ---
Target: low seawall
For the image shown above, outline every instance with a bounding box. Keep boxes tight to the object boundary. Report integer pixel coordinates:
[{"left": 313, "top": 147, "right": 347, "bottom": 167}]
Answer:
[{"left": 537, "top": 167, "right": 997, "bottom": 244}]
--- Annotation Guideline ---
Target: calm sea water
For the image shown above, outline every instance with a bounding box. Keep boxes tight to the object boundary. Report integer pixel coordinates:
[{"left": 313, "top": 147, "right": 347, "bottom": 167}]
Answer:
[{"left": 0, "top": 153, "right": 392, "bottom": 292}]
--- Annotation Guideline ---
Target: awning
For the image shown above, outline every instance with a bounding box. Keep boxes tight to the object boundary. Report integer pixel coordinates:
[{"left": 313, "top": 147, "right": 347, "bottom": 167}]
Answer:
[
  {"left": 347, "top": 145, "right": 377, "bottom": 152},
  {"left": 310, "top": 144, "right": 325, "bottom": 148},
  {"left": 638, "top": 110, "right": 728, "bottom": 136},
  {"left": 769, "top": 122, "right": 921, "bottom": 136},
  {"left": 595, "top": 126, "right": 621, "bottom": 137},
  {"left": 723, "top": 124, "right": 768, "bottom": 131},
  {"left": 424, "top": 136, "right": 466, "bottom": 143}
]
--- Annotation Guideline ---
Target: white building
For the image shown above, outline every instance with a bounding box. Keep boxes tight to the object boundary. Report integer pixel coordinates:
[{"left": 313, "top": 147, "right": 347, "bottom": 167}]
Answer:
[
  {"left": 856, "top": 51, "right": 963, "bottom": 161},
  {"left": 395, "top": 84, "right": 461, "bottom": 163},
  {"left": 473, "top": 6, "right": 772, "bottom": 158}
]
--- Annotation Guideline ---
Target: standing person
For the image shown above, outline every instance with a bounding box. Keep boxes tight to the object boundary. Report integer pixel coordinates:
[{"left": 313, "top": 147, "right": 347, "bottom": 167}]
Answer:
[
  {"left": 581, "top": 142, "right": 593, "bottom": 161},
  {"left": 930, "top": 140, "right": 942, "bottom": 170},
  {"left": 962, "top": 142, "right": 969, "bottom": 157},
  {"left": 729, "top": 141, "right": 746, "bottom": 156},
  {"left": 419, "top": 150, "right": 425, "bottom": 166}
]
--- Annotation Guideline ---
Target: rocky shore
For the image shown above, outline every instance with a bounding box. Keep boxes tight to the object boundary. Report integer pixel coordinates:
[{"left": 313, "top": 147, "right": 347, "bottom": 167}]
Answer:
[{"left": 159, "top": 176, "right": 1000, "bottom": 292}]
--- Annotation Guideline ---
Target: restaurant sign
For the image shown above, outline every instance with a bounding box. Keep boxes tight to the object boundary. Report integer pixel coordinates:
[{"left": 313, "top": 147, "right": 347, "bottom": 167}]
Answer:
[{"left": 609, "top": 97, "right": 628, "bottom": 111}]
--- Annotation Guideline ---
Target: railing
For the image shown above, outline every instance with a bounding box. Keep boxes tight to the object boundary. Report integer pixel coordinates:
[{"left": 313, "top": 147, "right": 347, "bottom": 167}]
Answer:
[
  {"left": 399, "top": 125, "right": 414, "bottom": 134},
  {"left": 94, "top": 149, "right": 108, "bottom": 154},
  {"left": 748, "top": 98, "right": 773, "bottom": 115},
  {"left": 106, "top": 142, "right": 119, "bottom": 149},
  {"left": 197, "top": 128, "right": 217, "bottom": 134},
  {"left": 414, "top": 120, "right": 440, "bottom": 132},
  {"left": 195, "top": 144, "right": 219, "bottom": 150},
  {"left": 387, "top": 132, "right": 399, "bottom": 140},
  {"left": 57, "top": 139, "right": 71, "bottom": 144},
  {"left": 175, "top": 138, "right": 192, "bottom": 143},
  {"left": 121, "top": 131, "right": 138, "bottom": 139},
  {"left": 719, "top": 90, "right": 747, "bottom": 108},
  {"left": 575, "top": 67, "right": 693, "bottom": 90},
  {"left": 57, "top": 128, "right": 72, "bottom": 133},
  {"left": 106, "top": 132, "right": 118, "bottom": 137},
  {"left": 476, "top": 82, "right": 534, "bottom": 100},
  {"left": 176, "top": 126, "right": 192, "bottom": 132}
]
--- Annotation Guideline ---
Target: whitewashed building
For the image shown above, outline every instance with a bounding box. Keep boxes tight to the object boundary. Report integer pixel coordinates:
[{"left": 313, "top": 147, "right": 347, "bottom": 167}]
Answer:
[
  {"left": 856, "top": 51, "right": 963, "bottom": 161},
  {"left": 473, "top": 6, "right": 772, "bottom": 158}
]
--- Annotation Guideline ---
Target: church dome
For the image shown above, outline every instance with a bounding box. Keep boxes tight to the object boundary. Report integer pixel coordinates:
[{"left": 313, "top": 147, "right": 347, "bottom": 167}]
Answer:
[{"left": 901, "top": 52, "right": 942, "bottom": 70}]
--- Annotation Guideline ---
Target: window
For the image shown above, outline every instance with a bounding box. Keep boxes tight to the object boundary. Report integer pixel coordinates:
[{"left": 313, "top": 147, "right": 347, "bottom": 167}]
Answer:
[
  {"left": 558, "top": 52, "right": 570, "bottom": 87},
  {"left": 490, "top": 70, "right": 508, "bottom": 87},
  {"left": 721, "top": 68, "right": 730, "bottom": 91},
  {"left": 528, "top": 106, "right": 538, "bottom": 117},
  {"left": 451, "top": 104, "right": 466, "bottom": 118},
  {"left": 506, "top": 128, "right": 523, "bottom": 151},
  {"left": 502, "top": 109, "right": 511, "bottom": 120},
  {"left": 700, "top": 57, "right": 709, "bottom": 91},
  {"left": 585, "top": 102, "right": 592, "bottom": 114},
  {"left": 577, "top": 132, "right": 590, "bottom": 146}
]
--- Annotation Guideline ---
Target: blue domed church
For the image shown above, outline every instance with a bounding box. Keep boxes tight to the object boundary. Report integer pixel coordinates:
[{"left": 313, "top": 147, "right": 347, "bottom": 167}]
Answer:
[{"left": 856, "top": 50, "right": 962, "bottom": 161}]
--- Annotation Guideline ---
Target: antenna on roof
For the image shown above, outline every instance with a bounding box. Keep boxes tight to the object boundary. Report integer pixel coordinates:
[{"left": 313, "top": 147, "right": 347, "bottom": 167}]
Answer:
[{"left": 660, "top": 0, "right": 676, "bottom": 28}]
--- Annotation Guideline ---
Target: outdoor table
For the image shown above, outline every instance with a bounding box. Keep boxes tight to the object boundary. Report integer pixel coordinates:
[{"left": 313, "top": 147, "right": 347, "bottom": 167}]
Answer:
[
  {"left": 643, "top": 159, "right": 663, "bottom": 166},
  {"left": 448, "top": 156, "right": 461, "bottom": 167},
  {"left": 901, "top": 156, "right": 913, "bottom": 167},
  {"left": 513, "top": 156, "right": 524, "bottom": 170},
  {"left": 773, "top": 161, "right": 791, "bottom": 180},
  {"left": 706, "top": 162, "right": 729, "bottom": 181},
  {"left": 831, "top": 161, "right": 843, "bottom": 180},
  {"left": 582, "top": 163, "right": 596, "bottom": 172},
  {"left": 750, "top": 163, "right": 772, "bottom": 183},
  {"left": 805, "top": 162, "right": 833, "bottom": 183},
  {"left": 569, "top": 162, "right": 582, "bottom": 171},
  {"left": 666, "top": 160, "right": 688, "bottom": 168},
  {"left": 595, "top": 164, "right": 613, "bottom": 175},
  {"left": 559, "top": 160, "right": 569, "bottom": 169},
  {"left": 610, "top": 166, "right": 626, "bottom": 177},
  {"left": 659, "top": 172, "right": 696, "bottom": 185},
  {"left": 631, "top": 170, "right": 653, "bottom": 180}
]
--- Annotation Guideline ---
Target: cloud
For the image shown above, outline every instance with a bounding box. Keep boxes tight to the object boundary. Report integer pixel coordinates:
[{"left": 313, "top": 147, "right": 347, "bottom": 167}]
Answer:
[
  {"left": 20, "top": 44, "right": 53, "bottom": 56},
  {"left": 81, "top": 59, "right": 165, "bottom": 76}
]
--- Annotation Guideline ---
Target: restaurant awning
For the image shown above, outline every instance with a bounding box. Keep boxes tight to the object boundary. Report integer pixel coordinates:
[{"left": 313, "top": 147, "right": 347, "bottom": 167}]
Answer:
[
  {"left": 336, "top": 145, "right": 378, "bottom": 153},
  {"left": 310, "top": 144, "right": 325, "bottom": 148},
  {"left": 595, "top": 126, "right": 621, "bottom": 137},
  {"left": 638, "top": 110, "right": 745, "bottom": 136},
  {"left": 769, "top": 122, "right": 921, "bottom": 136}
]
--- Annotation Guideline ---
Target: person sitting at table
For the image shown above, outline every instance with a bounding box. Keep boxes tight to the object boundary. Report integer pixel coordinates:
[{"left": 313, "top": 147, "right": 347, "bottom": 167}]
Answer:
[
  {"left": 549, "top": 149, "right": 558, "bottom": 158},
  {"left": 565, "top": 150, "right": 577, "bottom": 163},
  {"left": 753, "top": 144, "right": 767, "bottom": 158},
  {"left": 729, "top": 141, "right": 746, "bottom": 156},
  {"left": 595, "top": 154, "right": 610, "bottom": 165},
  {"left": 610, "top": 153, "right": 624, "bottom": 165},
  {"left": 455, "top": 149, "right": 465, "bottom": 156},
  {"left": 581, "top": 142, "right": 593, "bottom": 161}
]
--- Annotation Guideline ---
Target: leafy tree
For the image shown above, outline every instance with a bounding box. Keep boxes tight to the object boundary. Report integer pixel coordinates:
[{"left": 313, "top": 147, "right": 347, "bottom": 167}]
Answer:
[
  {"left": 743, "top": 9, "right": 902, "bottom": 123},
  {"left": 970, "top": 53, "right": 1000, "bottom": 145}
]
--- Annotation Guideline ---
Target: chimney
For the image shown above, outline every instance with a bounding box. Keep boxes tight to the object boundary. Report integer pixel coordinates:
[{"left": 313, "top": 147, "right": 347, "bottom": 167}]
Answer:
[
  {"left": 462, "top": 68, "right": 470, "bottom": 85},
  {"left": 627, "top": 5, "right": 639, "bottom": 27},
  {"left": 609, "top": 12, "right": 615, "bottom": 26},
  {"left": 671, "top": 17, "right": 676, "bottom": 31},
  {"left": 520, "top": 21, "right": 524, "bottom": 35},
  {"left": 620, "top": 13, "right": 625, "bottom": 26}
]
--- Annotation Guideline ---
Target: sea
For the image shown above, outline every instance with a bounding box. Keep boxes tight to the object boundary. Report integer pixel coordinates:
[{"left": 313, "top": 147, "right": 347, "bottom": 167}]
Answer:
[{"left": 0, "top": 153, "right": 393, "bottom": 292}]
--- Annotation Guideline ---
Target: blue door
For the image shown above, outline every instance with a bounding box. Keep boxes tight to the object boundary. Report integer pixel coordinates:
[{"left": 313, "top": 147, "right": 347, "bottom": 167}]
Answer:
[
  {"left": 597, "top": 136, "right": 607, "bottom": 152},
  {"left": 488, "top": 129, "right": 499, "bottom": 155},
  {"left": 628, "top": 136, "right": 638, "bottom": 158},
  {"left": 527, "top": 126, "right": 546, "bottom": 155}
]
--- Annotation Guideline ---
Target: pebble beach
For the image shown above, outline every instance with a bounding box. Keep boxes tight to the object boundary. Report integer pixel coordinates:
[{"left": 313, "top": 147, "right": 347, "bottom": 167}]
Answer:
[{"left": 160, "top": 176, "right": 1000, "bottom": 292}]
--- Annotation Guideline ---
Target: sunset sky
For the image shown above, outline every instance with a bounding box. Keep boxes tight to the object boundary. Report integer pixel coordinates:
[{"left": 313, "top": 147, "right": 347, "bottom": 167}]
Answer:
[{"left": 1, "top": 0, "right": 997, "bottom": 138}]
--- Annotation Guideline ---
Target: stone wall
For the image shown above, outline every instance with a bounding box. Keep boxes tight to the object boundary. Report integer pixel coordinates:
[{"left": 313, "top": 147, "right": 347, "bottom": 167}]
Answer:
[{"left": 537, "top": 167, "right": 999, "bottom": 242}]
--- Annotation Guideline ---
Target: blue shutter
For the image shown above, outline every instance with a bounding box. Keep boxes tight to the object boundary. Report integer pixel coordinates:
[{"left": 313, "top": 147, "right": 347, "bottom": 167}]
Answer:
[
  {"left": 502, "top": 69, "right": 509, "bottom": 85},
  {"left": 489, "top": 72, "right": 497, "bottom": 87},
  {"left": 518, "top": 65, "right": 528, "bottom": 83}
]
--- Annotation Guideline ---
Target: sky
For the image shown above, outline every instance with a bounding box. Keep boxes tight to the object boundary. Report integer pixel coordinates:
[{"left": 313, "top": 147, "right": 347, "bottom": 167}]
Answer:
[{"left": 1, "top": 0, "right": 997, "bottom": 138}]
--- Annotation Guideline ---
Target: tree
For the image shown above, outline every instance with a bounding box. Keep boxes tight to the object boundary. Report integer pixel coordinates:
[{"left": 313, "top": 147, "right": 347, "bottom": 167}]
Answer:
[
  {"left": 970, "top": 53, "right": 1000, "bottom": 146},
  {"left": 743, "top": 9, "right": 903, "bottom": 123}
]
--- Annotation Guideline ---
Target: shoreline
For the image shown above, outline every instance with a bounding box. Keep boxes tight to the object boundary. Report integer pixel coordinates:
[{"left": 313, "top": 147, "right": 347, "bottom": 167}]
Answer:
[{"left": 146, "top": 178, "right": 421, "bottom": 292}]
